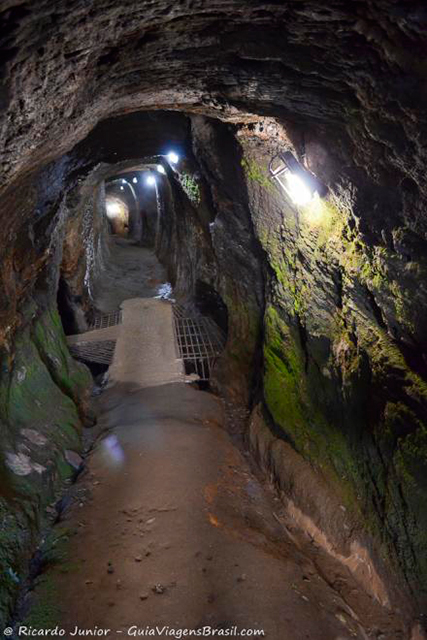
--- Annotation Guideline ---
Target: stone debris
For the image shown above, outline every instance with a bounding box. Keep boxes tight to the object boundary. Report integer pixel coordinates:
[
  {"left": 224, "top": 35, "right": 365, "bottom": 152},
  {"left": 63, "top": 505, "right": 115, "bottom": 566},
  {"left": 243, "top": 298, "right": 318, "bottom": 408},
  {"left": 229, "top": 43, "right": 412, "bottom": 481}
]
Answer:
[
  {"left": 65, "top": 449, "right": 84, "bottom": 470},
  {"left": 152, "top": 584, "right": 165, "bottom": 594},
  {"left": 21, "top": 429, "right": 48, "bottom": 446},
  {"left": 6, "top": 452, "right": 36, "bottom": 476}
]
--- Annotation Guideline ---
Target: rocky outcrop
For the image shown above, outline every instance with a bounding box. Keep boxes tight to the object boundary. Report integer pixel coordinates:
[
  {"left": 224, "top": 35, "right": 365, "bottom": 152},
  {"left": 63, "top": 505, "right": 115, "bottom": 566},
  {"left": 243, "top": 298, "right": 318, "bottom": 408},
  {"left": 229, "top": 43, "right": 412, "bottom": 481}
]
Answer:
[
  {"left": 0, "top": 305, "right": 91, "bottom": 623},
  {"left": 236, "top": 124, "right": 427, "bottom": 616}
]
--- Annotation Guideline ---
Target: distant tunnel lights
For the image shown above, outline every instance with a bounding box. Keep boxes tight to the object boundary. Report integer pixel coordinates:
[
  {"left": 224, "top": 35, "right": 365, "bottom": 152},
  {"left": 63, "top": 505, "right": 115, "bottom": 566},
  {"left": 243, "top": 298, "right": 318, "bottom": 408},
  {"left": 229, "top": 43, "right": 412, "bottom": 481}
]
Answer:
[
  {"left": 157, "top": 164, "right": 166, "bottom": 174},
  {"left": 167, "top": 151, "right": 179, "bottom": 164},
  {"left": 132, "top": 177, "right": 138, "bottom": 184},
  {"left": 269, "top": 151, "right": 317, "bottom": 206},
  {"left": 106, "top": 201, "right": 123, "bottom": 219}
]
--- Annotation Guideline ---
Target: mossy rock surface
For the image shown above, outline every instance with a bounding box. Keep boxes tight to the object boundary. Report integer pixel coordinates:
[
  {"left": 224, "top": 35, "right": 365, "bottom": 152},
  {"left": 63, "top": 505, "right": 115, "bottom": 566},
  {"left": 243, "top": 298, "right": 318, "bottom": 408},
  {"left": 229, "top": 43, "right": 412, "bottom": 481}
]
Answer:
[
  {"left": 0, "top": 303, "right": 91, "bottom": 626},
  {"left": 242, "top": 144, "right": 427, "bottom": 600}
]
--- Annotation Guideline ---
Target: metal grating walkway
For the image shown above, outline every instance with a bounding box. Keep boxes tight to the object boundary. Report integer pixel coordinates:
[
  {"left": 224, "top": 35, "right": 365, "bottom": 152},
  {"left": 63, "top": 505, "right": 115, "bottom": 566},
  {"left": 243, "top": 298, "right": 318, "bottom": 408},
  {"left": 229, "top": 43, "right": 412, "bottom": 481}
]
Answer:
[
  {"left": 172, "top": 305, "right": 226, "bottom": 381},
  {"left": 89, "top": 310, "right": 122, "bottom": 331},
  {"left": 68, "top": 340, "right": 116, "bottom": 365}
]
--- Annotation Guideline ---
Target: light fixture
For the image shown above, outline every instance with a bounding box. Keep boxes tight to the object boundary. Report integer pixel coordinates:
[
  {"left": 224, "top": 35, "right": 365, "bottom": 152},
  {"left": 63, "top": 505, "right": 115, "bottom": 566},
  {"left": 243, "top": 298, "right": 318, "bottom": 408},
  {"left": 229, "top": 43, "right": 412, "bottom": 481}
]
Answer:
[
  {"left": 157, "top": 164, "right": 166, "bottom": 175},
  {"left": 106, "top": 201, "right": 122, "bottom": 218},
  {"left": 284, "top": 172, "right": 313, "bottom": 206},
  {"left": 120, "top": 185, "right": 124, "bottom": 191},
  {"left": 269, "top": 151, "right": 317, "bottom": 206},
  {"left": 145, "top": 174, "right": 156, "bottom": 186},
  {"left": 132, "top": 177, "right": 138, "bottom": 184},
  {"left": 167, "top": 151, "right": 179, "bottom": 164},
  {"left": 121, "top": 179, "right": 126, "bottom": 184}
]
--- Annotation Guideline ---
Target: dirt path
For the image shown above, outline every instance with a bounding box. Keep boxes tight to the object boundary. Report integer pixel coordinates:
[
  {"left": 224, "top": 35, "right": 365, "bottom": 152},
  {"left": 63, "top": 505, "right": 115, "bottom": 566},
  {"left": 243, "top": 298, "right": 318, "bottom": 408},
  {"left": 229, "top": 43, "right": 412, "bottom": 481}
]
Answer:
[
  {"left": 93, "top": 237, "right": 169, "bottom": 312},
  {"left": 22, "top": 239, "right": 408, "bottom": 640}
]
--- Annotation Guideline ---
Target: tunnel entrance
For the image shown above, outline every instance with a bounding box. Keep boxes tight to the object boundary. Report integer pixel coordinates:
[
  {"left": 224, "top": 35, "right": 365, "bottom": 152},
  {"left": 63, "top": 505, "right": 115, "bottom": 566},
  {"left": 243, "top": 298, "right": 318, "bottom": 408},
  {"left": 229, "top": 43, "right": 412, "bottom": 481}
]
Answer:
[
  {"left": 105, "top": 194, "right": 130, "bottom": 236},
  {"left": 104, "top": 168, "right": 163, "bottom": 246}
]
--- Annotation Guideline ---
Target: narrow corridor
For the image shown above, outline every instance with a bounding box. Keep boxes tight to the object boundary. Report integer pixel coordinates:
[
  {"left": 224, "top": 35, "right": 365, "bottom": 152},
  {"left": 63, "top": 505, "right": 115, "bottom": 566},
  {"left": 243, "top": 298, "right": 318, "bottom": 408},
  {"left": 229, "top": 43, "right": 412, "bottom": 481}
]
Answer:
[
  {"left": 24, "top": 241, "right": 405, "bottom": 640},
  {"left": 2, "top": 5, "right": 427, "bottom": 638}
]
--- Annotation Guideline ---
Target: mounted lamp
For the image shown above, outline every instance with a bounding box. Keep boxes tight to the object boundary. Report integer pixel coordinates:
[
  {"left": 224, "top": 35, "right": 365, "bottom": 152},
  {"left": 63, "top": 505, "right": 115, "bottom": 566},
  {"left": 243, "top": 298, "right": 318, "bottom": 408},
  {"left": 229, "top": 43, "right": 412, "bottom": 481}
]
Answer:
[{"left": 269, "top": 151, "right": 318, "bottom": 206}]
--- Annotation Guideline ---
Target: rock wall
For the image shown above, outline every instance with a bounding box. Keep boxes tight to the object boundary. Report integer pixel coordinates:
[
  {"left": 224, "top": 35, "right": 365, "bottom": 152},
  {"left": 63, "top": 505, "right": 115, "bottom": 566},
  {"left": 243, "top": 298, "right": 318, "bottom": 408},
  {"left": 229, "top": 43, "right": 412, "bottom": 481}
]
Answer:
[
  {"left": 190, "top": 117, "right": 266, "bottom": 405},
  {"left": 0, "top": 159, "right": 104, "bottom": 625},
  {"left": 0, "top": 304, "right": 91, "bottom": 624},
  {"left": 1, "top": 0, "right": 427, "bottom": 621},
  {"left": 158, "top": 115, "right": 427, "bottom": 615},
  {"left": 0, "top": 104, "right": 426, "bottom": 627},
  {"left": 234, "top": 124, "right": 427, "bottom": 616}
]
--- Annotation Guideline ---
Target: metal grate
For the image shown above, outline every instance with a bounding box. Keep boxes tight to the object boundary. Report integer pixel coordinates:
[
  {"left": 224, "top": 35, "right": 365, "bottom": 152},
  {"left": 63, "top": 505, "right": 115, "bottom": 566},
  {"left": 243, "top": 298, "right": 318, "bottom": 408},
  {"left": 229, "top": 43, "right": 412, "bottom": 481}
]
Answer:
[
  {"left": 89, "top": 310, "right": 122, "bottom": 331},
  {"left": 173, "top": 305, "right": 226, "bottom": 381},
  {"left": 68, "top": 340, "right": 116, "bottom": 365}
]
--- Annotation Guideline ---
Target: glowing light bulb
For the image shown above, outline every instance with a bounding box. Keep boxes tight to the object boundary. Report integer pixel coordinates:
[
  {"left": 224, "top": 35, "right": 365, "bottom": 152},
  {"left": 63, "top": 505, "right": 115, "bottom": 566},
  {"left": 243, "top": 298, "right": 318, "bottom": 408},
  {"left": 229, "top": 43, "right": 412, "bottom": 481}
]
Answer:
[
  {"left": 146, "top": 174, "right": 156, "bottom": 186},
  {"left": 120, "top": 186, "right": 124, "bottom": 191},
  {"left": 106, "top": 201, "right": 122, "bottom": 218},
  {"left": 132, "top": 177, "right": 138, "bottom": 184},
  {"left": 157, "top": 164, "right": 166, "bottom": 174},
  {"left": 121, "top": 179, "right": 126, "bottom": 184},
  {"left": 167, "top": 151, "right": 179, "bottom": 164},
  {"left": 285, "top": 172, "right": 313, "bottom": 206}
]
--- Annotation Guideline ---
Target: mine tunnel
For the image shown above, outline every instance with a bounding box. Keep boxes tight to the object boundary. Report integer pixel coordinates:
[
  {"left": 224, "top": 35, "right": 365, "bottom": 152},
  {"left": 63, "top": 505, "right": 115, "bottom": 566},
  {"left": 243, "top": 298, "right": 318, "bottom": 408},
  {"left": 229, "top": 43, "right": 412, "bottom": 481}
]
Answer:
[{"left": 0, "top": 3, "right": 426, "bottom": 639}]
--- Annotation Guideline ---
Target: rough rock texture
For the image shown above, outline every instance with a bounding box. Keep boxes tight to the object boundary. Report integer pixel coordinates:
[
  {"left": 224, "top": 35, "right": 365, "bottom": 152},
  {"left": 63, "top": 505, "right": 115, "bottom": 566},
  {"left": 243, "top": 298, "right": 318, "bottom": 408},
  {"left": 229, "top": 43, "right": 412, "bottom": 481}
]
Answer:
[
  {"left": 0, "top": 305, "right": 91, "bottom": 623},
  {"left": 1, "top": 0, "right": 427, "bottom": 628},
  {"left": 234, "top": 124, "right": 427, "bottom": 611}
]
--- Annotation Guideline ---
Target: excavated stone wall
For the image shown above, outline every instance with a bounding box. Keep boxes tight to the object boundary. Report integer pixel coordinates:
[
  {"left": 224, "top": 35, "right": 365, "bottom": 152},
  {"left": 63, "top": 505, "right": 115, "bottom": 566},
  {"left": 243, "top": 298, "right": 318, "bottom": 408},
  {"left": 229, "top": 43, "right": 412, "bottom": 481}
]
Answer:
[
  {"left": 190, "top": 117, "right": 266, "bottom": 404},
  {"left": 1, "top": 105, "right": 427, "bottom": 626},
  {"left": 0, "top": 195, "right": 93, "bottom": 624},
  {"left": 1, "top": 0, "right": 427, "bottom": 627},
  {"left": 235, "top": 123, "right": 427, "bottom": 615}
]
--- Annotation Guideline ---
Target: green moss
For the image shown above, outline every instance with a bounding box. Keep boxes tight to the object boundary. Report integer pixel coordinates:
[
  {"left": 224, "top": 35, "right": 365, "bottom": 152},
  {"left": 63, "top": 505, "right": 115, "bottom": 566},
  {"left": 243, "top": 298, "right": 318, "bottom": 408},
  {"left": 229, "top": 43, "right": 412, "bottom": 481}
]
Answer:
[
  {"left": 263, "top": 320, "right": 305, "bottom": 438},
  {"left": 263, "top": 306, "right": 362, "bottom": 494},
  {"left": 1, "top": 332, "right": 81, "bottom": 450},
  {"left": 42, "top": 526, "right": 72, "bottom": 565},
  {"left": 255, "top": 178, "right": 427, "bottom": 592},
  {"left": 0, "top": 499, "right": 30, "bottom": 625},
  {"left": 21, "top": 527, "right": 76, "bottom": 628},
  {"left": 241, "top": 158, "right": 273, "bottom": 191},
  {"left": 0, "top": 304, "right": 91, "bottom": 624},
  {"left": 394, "top": 425, "right": 427, "bottom": 489},
  {"left": 56, "top": 455, "right": 74, "bottom": 482},
  {"left": 32, "top": 306, "right": 92, "bottom": 404},
  {"left": 21, "top": 575, "right": 61, "bottom": 629},
  {"left": 309, "top": 198, "right": 347, "bottom": 252},
  {"left": 178, "top": 172, "right": 201, "bottom": 205}
]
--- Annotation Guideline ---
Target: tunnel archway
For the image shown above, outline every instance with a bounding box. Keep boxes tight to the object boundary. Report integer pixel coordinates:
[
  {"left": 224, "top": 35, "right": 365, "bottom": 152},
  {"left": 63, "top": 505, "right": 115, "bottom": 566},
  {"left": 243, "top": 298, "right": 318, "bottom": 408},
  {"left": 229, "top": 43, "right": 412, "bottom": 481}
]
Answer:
[
  {"left": 104, "top": 193, "right": 130, "bottom": 236},
  {"left": 0, "top": 4, "right": 427, "bottom": 637}
]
